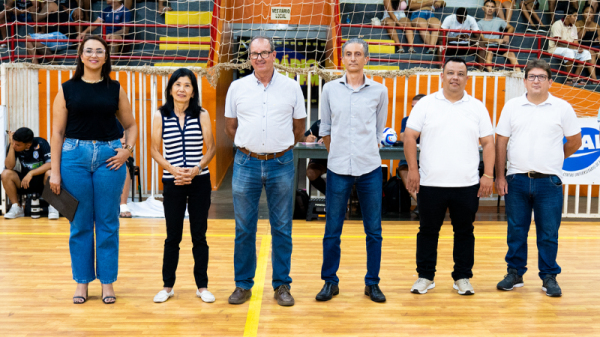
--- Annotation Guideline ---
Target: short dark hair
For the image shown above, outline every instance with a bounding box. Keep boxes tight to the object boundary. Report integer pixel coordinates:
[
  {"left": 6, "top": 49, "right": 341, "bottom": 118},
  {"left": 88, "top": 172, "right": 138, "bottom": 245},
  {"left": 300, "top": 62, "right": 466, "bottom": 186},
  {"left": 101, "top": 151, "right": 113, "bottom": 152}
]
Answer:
[
  {"left": 13, "top": 127, "right": 34, "bottom": 143},
  {"left": 412, "top": 94, "right": 426, "bottom": 101},
  {"left": 249, "top": 35, "right": 275, "bottom": 53},
  {"left": 483, "top": 0, "right": 496, "bottom": 6},
  {"left": 524, "top": 59, "right": 552, "bottom": 79},
  {"left": 567, "top": 7, "right": 578, "bottom": 16},
  {"left": 456, "top": 7, "right": 467, "bottom": 17},
  {"left": 443, "top": 57, "right": 468, "bottom": 72},
  {"left": 582, "top": 4, "right": 593, "bottom": 13}
]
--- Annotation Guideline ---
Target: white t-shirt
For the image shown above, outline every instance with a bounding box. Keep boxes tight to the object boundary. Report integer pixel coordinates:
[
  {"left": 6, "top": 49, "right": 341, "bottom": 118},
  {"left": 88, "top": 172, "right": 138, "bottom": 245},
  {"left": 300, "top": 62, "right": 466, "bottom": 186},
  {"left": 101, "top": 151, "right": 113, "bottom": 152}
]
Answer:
[
  {"left": 495, "top": 93, "right": 581, "bottom": 178},
  {"left": 441, "top": 14, "right": 480, "bottom": 38},
  {"left": 406, "top": 91, "right": 493, "bottom": 187}
]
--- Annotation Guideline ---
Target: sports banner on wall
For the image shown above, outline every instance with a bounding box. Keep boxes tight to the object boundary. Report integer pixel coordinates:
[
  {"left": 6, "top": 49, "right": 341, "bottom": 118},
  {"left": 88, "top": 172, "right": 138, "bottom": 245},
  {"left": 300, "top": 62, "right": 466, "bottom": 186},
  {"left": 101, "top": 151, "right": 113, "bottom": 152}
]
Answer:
[{"left": 562, "top": 118, "right": 600, "bottom": 184}]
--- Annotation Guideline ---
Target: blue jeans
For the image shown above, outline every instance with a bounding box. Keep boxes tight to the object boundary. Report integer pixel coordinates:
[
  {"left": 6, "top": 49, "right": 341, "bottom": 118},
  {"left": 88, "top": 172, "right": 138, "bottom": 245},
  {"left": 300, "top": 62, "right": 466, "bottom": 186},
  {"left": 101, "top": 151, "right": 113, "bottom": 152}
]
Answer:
[
  {"left": 61, "top": 139, "right": 126, "bottom": 284},
  {"left": 232, "top": 149, "right": 294, "bottom": 290},
  {"left": 505, "top": 174, "right": 563, "bottom": 280},
  {"left": 321, "top": 167, "right": 383, "bottom": 286}
]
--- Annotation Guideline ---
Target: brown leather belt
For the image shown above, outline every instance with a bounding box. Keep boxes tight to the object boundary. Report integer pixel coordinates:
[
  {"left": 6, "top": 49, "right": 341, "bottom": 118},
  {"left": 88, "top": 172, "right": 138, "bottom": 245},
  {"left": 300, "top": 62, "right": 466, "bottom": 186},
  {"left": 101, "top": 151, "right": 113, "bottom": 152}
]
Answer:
[{"left": 238, "top": 146, "right": 293, "bottom": 160}]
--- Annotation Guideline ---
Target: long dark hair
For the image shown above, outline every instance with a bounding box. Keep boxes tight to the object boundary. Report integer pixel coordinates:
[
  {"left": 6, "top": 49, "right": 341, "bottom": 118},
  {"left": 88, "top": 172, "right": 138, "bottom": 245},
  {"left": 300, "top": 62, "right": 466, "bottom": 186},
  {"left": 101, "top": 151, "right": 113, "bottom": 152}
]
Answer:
[
  {"left": 73, "top": 35, "right": 112, "bottom": 83},
  {"left": 159, "top": 68, "right": 202, "bottom": 118}
]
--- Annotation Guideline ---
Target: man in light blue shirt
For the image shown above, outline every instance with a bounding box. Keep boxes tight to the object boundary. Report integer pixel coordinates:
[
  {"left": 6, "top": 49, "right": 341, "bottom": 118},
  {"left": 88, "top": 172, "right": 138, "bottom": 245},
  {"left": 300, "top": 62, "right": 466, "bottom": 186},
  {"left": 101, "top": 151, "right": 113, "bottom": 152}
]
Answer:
[{"left": 316, "top": 38, "right": 388, "bottom": 303}]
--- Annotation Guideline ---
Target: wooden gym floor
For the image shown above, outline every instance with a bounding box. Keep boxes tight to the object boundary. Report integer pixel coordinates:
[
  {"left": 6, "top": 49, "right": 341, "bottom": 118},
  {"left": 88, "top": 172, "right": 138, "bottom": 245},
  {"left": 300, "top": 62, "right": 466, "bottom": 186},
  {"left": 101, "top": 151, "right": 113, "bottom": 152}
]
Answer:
[{"left": 0, "top": 218, "right": 599, "bottom": 336}]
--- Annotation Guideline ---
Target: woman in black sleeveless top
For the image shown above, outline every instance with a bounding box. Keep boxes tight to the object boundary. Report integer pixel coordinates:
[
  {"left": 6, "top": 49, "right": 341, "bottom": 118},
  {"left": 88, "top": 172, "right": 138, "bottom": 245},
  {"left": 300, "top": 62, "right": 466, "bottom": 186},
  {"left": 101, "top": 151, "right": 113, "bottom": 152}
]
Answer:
[{"left": 50, "top": 35, "right": 138, "bottom": 304}]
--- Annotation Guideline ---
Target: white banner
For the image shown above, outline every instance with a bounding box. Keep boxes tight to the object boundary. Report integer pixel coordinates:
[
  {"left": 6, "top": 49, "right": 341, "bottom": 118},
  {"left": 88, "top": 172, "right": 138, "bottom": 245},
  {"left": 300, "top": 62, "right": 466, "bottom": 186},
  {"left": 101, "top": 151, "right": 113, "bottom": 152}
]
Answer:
[{"left": 562, "top": 118, "right": 600, "bottom": 184}]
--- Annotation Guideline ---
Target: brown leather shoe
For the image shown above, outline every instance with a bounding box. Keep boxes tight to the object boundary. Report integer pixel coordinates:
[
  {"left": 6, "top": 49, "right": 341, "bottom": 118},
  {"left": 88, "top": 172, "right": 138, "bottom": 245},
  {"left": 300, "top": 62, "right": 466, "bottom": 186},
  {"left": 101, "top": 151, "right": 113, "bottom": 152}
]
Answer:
[
  {"left": 228, "top": 287, "right": 252, "bottom": 304},
  {"left": 274, "top": 285, "right": 295, "bottom": 306}
]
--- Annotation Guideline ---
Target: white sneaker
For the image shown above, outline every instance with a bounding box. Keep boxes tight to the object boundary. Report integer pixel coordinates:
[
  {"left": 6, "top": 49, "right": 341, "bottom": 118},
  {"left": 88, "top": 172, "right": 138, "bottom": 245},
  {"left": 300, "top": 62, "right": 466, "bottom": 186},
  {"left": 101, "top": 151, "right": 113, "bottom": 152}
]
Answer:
[
  {"left": 153, "top": 289, "right": 174, "bottom": 303},
  {"left": 410, "top": 278, "right": 435, "bottom": 294},
  {"left": 453, "top": 278, "right": 475, "bottom": 295},
  {"left": 4, "top": 204, "right": 24, "bottom": 219},
  {"left": 197, "top": 289, "right": 215, "bottom": 303},
  {"left": 48, "top": 206, "right": 60, "bottom": 220}
]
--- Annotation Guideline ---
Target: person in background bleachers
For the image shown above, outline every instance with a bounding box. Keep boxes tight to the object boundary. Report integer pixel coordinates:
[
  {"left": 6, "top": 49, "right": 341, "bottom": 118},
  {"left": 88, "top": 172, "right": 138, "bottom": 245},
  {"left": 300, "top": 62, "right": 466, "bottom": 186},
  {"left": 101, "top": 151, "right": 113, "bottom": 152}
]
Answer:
[
  {"left": 25, "top": 0, "right": 75, "bottom": 64},
  {"left": 81, "top": 0, "right": 170, "bottom": 18},
  {"left": 478, "top": 0, "right": 521, "bottom": 72},
  {"left": 300, "top": 119, "right": 327, "bottom": 195},
  {"left": 409, "top": 0, "right": 445, "bottom": 54},
  {"left": 381, "top": 0, "right": 416, "bottom": 53},
  {"left": 520, "top": 0, "right": 548, "bottom": 33},
  {"left": 495, "top": 0, "right": 514, "bottom": 23},
  {"left": 440, "top": 7, "right": 480, "bottom": 56},
  {"left": 549, "top": 7, "right": 597, "bottom": 85},
  {"left": 576, "top": 5, "right": 600, "bottom": 67},
  {"left": 589, "top": 0, "right": 600, "bottom": 14},
  {"left": 77, "top": 0, "right": 133, "bottom": 55},
  {"left": 548, "top": 0, "right": 579, "bottom": 23},
  {"left": 0, "top": 0, "right": 38, "bottom": 48}
]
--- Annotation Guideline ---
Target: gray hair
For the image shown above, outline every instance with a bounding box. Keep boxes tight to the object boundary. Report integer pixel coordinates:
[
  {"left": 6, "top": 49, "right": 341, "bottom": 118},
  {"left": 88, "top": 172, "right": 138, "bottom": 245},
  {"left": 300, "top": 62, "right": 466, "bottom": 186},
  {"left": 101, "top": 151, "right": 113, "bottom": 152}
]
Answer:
[
  {"left": 342, "top": 38, "right": 369, "bottom": 58},
  {"left": 248, "top": 35, "right": 275, "bottom": 53}
]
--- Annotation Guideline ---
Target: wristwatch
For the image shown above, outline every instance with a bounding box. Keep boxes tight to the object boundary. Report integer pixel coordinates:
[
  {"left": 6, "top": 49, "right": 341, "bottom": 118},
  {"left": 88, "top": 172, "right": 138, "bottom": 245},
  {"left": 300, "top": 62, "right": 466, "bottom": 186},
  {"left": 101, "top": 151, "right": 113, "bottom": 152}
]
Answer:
[{"left": 122, "top": 144, "right": 134, "bottom": 155}]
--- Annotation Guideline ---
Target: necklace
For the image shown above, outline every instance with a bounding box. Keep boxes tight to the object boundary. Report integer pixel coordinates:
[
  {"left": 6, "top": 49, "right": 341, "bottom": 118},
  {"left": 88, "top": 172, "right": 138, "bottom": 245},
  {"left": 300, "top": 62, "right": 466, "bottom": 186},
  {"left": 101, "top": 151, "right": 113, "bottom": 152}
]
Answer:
[{"left": 81, "top": 76, "right": 104, "bottom": 84}]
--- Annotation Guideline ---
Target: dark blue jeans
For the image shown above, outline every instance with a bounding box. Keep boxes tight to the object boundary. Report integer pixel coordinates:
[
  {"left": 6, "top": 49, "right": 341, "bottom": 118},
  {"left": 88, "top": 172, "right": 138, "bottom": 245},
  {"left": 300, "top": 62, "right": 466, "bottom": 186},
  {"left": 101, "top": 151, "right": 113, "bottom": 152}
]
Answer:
[
  {"left": 232, "top": 149, "right": 294, "bottom": 290},
  {"left": 321, "top": 167, "right": 383, "bottom": 286},
  {"left": 416, "top": 184, "right": 479, "bottom": 281},
  {"left": 505, "top": 174, "right": 563, "bottom": 280}
]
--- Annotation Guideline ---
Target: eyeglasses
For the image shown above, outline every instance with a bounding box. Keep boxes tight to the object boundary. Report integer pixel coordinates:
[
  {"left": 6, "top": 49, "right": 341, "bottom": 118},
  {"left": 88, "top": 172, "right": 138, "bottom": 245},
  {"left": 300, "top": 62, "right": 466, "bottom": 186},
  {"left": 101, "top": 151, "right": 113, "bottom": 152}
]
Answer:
[
  {"left": 527, "top": 74, "right": 548, "bottom": 82},
  {"left": 83, "top": 48, "right": 106, "bottom": 57},
  {"left": 249, "top": 51, "right": 272, "bottom": 60}
]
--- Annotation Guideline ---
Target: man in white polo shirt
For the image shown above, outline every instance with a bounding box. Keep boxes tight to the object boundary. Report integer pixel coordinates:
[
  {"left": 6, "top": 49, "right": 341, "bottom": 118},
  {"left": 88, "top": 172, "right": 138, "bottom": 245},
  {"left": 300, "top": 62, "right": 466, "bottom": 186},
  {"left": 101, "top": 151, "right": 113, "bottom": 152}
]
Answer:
[
  {"left": 495, "top": 59, "right": 581, "bottom": 297},
  {"left": 224, "top": 35, "right": 307, "bottom": 306},
  {"left": 404, "top": 57, "right": 495, "bottom": 296}
]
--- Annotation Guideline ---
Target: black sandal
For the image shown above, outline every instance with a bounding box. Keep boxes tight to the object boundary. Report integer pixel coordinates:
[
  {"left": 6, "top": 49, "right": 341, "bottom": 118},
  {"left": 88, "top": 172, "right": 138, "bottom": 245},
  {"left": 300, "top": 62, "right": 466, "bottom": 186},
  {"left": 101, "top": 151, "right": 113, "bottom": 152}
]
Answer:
[
  {"left": 73, "top": 289, "right": 88, "bottom": 304},
  {"left": 102, "top": 291, "right": 116, "bottom": 304}
]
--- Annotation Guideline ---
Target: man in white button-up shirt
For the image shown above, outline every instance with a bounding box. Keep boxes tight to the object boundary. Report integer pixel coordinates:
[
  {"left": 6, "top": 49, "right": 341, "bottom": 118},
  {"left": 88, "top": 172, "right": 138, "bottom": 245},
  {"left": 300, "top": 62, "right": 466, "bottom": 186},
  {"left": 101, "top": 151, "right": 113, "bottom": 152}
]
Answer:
[
  {"left": 495, "top": 59, "right": 581, "bottom": 297},
  {"left": 315, "top": 38, "right": 388, "bottom": 303},
  {"left": 404, "top": 57, "right": 495, "bottom": 296},
  {"left": 224, "top": 35, "right": 306, "bottom": 306}
]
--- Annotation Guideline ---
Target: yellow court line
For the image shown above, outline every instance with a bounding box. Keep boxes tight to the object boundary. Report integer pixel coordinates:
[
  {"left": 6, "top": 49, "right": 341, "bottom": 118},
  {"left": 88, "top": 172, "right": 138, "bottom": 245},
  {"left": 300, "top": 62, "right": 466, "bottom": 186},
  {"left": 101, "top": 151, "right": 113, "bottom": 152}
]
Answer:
[
  {"left": 1, "top": 232, "right": 600, "bottom": 240},
  {"left": 243, "top": 235, "right": 271, "bottom": 337}
]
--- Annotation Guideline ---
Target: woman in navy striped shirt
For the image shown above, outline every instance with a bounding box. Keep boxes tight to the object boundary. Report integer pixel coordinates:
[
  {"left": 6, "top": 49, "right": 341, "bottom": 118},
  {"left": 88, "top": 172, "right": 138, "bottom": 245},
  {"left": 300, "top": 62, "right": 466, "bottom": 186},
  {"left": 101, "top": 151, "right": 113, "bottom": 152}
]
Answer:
[{"left": 150, "top": 68, "right": 216, "bottom": 303}]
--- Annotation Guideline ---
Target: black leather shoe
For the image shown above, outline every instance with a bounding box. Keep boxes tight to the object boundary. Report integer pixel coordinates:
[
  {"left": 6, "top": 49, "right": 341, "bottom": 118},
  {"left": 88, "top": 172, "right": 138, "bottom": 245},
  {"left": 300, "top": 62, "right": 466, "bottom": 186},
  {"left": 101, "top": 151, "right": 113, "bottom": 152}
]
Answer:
[
  {"left": 315, "top": 282, "right": 339, "bottom": 301},
  {"left": 365, "top": 284, "right": 386, "bottom": 302}
]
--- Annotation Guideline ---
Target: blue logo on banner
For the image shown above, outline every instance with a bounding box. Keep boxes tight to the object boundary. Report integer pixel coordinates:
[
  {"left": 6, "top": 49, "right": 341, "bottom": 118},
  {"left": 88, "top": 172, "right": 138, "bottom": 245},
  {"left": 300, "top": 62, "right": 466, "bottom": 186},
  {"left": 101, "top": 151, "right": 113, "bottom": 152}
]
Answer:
[{"left": 563, "top": 127, "right": 600, "bottom": 172}]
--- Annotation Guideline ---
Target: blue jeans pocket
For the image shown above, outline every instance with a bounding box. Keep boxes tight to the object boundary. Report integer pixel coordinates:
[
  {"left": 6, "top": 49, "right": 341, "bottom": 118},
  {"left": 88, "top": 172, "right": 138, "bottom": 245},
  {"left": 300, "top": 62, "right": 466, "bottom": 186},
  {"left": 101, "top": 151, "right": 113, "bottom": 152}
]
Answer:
[
  {"left": 275, "top": 154, "right": 293, "bottom": 165},
  {"left": 549, "top": 175, "right": 562, "bottom": 187},
  {"left": 235, "top": 150, "right": 250, "bottom": 166},
  {"left": 506, "top": 174, "right": 516, "bottom": 182},
  {"left": 62, "top": 139, "right": 78, "bottom": 152}
]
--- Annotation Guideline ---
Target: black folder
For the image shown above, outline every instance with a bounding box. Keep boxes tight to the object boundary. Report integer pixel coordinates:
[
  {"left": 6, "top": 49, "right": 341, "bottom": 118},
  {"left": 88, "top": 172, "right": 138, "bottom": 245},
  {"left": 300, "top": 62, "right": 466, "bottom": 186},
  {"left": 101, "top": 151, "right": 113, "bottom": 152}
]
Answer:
[{"left": 42, "top": 177, "right": 79, "bottom": 222}]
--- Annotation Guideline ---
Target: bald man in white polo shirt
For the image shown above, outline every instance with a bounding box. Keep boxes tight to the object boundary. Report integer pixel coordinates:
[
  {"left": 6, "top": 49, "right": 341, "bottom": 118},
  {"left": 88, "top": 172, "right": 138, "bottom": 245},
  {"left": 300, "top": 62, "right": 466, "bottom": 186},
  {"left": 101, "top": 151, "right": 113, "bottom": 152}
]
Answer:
[
  {"left": 404, "top": 57, "right": 495, "bottom": 296},
  {"left": 224, "top": 35, "right": 306, "bottom": 306},
  {"left": 495, "top": 59, "right": 581, "bottom": 297}
]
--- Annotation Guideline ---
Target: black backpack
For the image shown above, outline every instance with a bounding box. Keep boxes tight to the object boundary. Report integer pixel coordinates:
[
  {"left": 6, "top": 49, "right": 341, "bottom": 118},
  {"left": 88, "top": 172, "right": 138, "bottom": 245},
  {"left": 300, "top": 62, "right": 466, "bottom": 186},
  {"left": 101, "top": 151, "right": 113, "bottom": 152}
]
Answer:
[
  {"left": 293, "top": 189, "right": 310, "bottom": 219},
  {"left": 382, "top": 173, "right": 412, "bottom": 215}
]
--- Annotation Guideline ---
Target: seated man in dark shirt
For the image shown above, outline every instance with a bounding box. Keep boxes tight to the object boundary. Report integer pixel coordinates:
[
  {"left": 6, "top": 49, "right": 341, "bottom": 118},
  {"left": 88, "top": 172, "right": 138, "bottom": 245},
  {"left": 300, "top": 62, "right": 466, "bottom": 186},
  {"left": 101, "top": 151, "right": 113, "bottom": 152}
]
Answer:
[
  {"left": 398, "top": 94, "right": 425, "bottom": 215},
  {"left": 1, "top": 127, "right": 59, "bottom": 219},
  {"left": 301, "top": 120, "right": 327, "bottom": 195}
]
